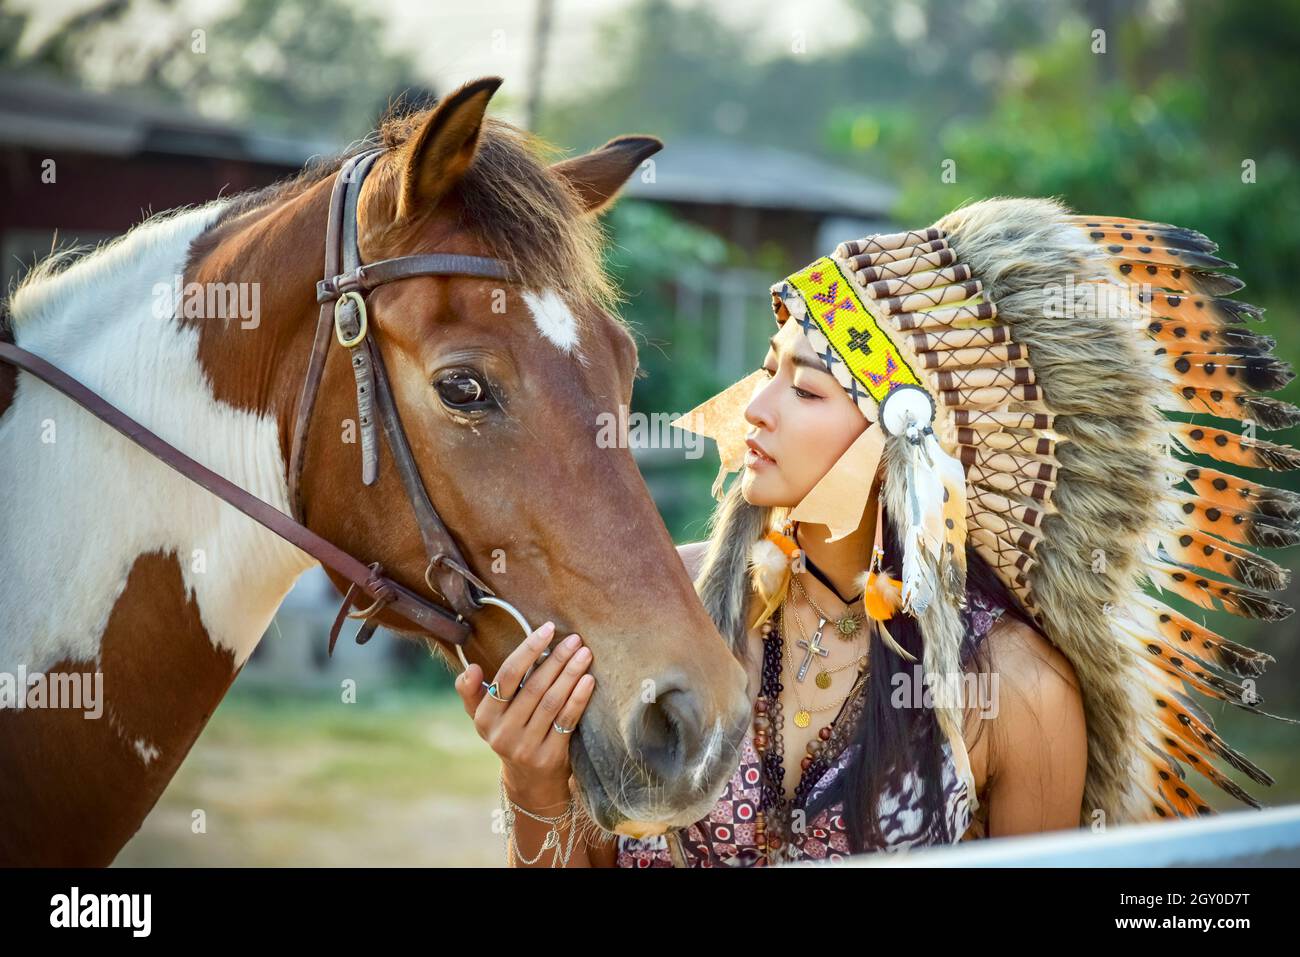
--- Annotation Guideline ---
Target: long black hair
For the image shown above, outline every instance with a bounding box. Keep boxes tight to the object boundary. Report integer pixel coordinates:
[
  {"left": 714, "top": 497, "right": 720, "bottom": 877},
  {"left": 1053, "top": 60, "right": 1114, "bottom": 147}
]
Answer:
[{"left": 799, "top": 502, "right": 1027, "bottom": 851}]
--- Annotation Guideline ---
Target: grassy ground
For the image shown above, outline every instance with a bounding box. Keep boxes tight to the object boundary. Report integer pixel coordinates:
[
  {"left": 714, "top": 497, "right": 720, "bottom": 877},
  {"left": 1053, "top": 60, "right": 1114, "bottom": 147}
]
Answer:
[{"left": 115, "top": 683, "right": 507, "bottom": 867}]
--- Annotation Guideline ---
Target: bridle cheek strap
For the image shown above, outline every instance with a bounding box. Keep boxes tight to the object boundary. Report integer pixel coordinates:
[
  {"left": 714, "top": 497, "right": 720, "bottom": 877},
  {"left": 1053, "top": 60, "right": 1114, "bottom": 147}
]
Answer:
[{"left": 287, "top": 148, "right": 519, "bottom": 644}]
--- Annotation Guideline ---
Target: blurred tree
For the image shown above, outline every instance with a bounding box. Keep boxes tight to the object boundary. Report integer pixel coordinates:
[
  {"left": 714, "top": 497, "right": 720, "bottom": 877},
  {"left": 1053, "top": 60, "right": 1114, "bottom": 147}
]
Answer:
[
  {"left": 1, "top": 0, "right": 420, "bottom": 139},
  {"left": 168, "top": 0, "right": 419, "bottom": 138},
  {"left": 602, "top": 199, "right": 749, "bottom": 539}
]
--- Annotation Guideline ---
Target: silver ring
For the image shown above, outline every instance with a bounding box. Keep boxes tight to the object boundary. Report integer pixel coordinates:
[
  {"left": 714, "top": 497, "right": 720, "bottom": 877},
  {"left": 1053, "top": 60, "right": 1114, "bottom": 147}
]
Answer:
[
  {"left": 552, "top": 722, "right": 575, "bottom": 734},
  {"left": 486, "top": 682, "right": 513, "bottom": 703}
]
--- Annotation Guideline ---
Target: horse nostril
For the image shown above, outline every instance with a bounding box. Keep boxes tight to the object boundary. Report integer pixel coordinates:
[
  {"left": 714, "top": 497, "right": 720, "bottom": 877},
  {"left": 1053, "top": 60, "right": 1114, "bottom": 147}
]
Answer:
[{"left": 628, "top": 685, "right": 702, "bottom": 782}]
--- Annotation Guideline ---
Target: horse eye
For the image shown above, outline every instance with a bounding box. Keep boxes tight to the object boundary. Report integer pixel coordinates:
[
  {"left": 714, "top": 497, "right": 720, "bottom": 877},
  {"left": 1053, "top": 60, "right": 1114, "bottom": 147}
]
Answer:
[{"left": 435, "top": 370, "right": 493, "bottom": 410}]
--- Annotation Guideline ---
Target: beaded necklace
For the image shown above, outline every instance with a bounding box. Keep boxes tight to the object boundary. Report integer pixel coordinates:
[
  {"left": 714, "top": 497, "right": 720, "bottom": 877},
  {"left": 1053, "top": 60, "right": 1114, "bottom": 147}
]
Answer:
[{"left": 751, "top": 600, "right": 871, "bottom": 864}]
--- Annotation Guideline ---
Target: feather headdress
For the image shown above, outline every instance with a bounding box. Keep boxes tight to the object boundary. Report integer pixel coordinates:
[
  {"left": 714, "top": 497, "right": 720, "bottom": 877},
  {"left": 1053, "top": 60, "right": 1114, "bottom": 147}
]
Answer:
[{"left": 675, "top": 195, "right": 1299, "bottom": 828}]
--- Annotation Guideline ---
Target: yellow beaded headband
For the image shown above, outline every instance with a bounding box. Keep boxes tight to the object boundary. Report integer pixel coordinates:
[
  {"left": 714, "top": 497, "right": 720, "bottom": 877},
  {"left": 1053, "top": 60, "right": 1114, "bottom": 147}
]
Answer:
[{"left": 770, "top": 251, "right": 925, "bottom": 416}]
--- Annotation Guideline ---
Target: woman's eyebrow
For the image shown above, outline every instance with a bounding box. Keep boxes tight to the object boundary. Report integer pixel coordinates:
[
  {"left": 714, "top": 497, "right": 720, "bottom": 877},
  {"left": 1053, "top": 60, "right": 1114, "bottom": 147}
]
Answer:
[{"left": 768, "top": 335, "right": 831, "bottom": 373}]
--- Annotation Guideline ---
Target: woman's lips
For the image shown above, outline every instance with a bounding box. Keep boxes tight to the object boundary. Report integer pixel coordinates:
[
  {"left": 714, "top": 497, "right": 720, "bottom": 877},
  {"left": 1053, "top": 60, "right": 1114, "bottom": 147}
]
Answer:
[{"left": 745, "top": 438, "right": 776, "bottom": 468}]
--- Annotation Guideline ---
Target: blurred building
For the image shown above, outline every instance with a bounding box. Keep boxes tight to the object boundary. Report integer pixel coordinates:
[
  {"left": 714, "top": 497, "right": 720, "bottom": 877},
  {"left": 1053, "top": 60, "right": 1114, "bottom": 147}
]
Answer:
[
  {"left": 623, "top": 136, "right": 898, "bottom": 382},
  {"left": 623, "top": 136, "right": 897, "bottom": 262},
  {"left": 0, "top": 72, "right": 334, "bottom": 294}
]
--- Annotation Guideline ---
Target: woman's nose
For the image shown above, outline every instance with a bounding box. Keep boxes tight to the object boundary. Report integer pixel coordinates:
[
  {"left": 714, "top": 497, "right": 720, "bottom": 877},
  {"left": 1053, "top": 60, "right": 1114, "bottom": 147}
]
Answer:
[{"left": 744, "top": 379, "right": 777, "bottom": 431}]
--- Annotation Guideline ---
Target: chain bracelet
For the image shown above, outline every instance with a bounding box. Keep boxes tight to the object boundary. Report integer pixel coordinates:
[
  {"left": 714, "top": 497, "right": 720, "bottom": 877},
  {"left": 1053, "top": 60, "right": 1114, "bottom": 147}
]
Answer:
[{"left": 498, "top": 771, "right": 581, "bottom": 867}]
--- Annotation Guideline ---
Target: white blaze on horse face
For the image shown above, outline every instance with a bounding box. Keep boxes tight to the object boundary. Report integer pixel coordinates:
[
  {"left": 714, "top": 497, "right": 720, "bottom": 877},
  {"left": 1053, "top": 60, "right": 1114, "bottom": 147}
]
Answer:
[
  {"left": 523, "top": 288, "right": 579, "bottom": 353},
  {"left": 0, "top": 201, "right": 314, "bottom": 704}
]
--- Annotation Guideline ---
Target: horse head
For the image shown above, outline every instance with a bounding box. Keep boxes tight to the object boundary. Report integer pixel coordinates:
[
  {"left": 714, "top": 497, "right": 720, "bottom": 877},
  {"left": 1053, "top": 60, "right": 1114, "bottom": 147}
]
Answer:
[{"left": 195, "top": 77, "right": 751, "bottom": 834}]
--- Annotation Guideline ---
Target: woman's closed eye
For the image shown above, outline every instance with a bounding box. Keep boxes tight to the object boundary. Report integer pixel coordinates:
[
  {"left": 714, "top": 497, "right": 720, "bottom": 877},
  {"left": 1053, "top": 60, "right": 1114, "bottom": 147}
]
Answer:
[{"left": 761, "top": 364, "right": 820, "bottom": 401}]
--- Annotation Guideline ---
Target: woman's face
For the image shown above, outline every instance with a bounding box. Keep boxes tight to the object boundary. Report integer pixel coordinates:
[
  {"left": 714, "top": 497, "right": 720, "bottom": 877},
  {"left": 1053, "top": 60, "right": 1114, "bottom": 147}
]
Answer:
[{"left": 741, "top": 319, "right": 869, "bottom": 507}]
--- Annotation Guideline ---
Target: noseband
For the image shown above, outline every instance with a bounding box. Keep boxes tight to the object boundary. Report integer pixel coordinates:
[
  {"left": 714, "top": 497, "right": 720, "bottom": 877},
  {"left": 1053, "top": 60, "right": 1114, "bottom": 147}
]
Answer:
[{"left": 0, "top": 147, "right": 536, "bottom": 671}]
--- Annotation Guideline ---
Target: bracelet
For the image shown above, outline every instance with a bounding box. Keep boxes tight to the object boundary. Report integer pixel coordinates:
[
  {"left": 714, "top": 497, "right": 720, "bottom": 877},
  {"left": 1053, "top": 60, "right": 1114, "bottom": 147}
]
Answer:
[{"left": 499, "top": 771, "right": 581, "bottom": 867}]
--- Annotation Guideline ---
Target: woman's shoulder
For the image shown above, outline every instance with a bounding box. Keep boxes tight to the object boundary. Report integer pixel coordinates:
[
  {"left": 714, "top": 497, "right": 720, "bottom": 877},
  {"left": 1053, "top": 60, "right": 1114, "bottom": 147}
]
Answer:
[{"left": 983, "top": 612, "right": 1081, "bottom": 697}]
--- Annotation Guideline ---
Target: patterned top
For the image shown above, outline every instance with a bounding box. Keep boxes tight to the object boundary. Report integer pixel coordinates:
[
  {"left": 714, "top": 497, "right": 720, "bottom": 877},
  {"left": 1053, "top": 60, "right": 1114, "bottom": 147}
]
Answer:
[{"left": 616, "top": 582, "right": 1007, "bottom": 867}]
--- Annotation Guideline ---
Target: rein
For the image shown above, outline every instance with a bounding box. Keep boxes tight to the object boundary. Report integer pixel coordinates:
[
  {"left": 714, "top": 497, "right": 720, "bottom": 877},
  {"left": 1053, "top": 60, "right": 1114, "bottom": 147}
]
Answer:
[{"left": 0, "top": 148, "right": 536, "bottom": 666}]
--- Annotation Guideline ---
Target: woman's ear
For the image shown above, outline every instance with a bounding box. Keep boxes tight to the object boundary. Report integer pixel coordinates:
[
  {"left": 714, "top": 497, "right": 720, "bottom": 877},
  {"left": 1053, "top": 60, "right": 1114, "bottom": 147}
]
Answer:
[{"left": 395, "top": 76, "right": 502, "bottom": 222}]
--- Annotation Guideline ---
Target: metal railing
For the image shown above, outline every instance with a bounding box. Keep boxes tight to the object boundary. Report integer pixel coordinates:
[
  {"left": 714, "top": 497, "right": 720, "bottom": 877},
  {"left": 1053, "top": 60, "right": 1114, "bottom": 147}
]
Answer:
[{"left": 792, "top": 803, "right": 1300, "bottom": 867}]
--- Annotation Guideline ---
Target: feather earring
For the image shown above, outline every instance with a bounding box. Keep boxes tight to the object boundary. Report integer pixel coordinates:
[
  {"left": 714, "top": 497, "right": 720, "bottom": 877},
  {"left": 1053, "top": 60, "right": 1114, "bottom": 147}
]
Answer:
[
  {"left": 855, "top": 497, "right": 917, "bottom": 661},
  {"left": 749, "top": 518, "right": 801, "bottom": 631},
  {"left": 858, "top": 498, "right": 902, "bottom": 621}
]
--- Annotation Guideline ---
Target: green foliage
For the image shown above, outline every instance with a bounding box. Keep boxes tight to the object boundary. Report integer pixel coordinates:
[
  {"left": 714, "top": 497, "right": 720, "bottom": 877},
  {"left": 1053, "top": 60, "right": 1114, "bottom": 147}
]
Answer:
[{"left": 602, "top": 200, "right": 734, "bottom": 412}]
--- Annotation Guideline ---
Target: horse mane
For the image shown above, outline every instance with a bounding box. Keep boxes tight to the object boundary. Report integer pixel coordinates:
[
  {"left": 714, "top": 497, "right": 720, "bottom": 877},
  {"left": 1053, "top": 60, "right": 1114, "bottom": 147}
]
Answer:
[{"left": 8, "top": 104, "right": 621, "bottom": 331}]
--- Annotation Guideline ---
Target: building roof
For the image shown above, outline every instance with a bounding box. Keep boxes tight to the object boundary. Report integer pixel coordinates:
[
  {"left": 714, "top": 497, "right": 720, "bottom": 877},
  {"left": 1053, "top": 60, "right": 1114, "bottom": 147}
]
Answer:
[
  {"left": 622, "top": 136, "right": 897, "bottom": 216},
  {"left": 0, "top": 72, "right": 338, "bottom": 166},
  {"left": 0, "top": 75, "right": 897, "bottom": 218}
]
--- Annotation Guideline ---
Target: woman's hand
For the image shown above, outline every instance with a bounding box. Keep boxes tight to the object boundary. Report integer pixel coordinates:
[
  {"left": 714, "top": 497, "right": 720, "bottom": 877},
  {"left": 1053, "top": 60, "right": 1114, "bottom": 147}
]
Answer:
[{"left": 454, "top": 620, "right": 595, "bottom": 808}]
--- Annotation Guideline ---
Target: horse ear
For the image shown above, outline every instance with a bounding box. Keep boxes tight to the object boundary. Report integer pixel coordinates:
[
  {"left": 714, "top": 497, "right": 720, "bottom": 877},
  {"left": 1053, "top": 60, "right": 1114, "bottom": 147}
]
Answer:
[
  {"left": 551, "top": 135, "right": 663, "bottom": 215},
  {"left": 396, "top": 76, "right": 502, "bottom": 222}
]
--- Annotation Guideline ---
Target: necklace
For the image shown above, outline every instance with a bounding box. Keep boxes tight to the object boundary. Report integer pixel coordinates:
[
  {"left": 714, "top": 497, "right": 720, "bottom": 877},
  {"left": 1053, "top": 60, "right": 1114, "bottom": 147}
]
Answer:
[
  {"left": 786, "top": 587, "right": 868, "bottom": 688},
  {"left": 783, "top": 601, "right": 869, "bottom": 727},
  {"left": 791, "top": 569, "right": 864, "bottom": 641},
  {"left": 752, "top": 600, "right": 871, "bottom": 864}
]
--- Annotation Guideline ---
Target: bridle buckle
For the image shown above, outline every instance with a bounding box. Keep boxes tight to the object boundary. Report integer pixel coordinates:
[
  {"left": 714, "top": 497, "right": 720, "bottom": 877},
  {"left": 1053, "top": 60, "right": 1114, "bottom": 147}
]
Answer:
[{"left": 334, "top": 291, "right": 369, "bottom": 348}]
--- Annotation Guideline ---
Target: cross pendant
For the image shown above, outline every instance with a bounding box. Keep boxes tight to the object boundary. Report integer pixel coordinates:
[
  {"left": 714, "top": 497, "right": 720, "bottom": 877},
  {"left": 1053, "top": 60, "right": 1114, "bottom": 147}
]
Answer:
[{"left": 796, "top": 619, "right": 829, "bottom": 682}]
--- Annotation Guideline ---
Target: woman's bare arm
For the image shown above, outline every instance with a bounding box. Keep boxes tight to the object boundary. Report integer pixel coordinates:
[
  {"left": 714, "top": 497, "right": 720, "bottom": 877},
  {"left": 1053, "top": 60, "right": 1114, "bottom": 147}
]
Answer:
[{"left": 503, "top": 774, "right": 617, "bottom": 867}]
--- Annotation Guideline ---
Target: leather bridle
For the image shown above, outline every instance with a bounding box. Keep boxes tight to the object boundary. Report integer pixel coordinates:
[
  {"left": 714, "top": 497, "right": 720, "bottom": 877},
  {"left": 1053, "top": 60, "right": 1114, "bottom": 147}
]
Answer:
[{"left": 0, "top": 147, "right": 535, "bottom": 668}]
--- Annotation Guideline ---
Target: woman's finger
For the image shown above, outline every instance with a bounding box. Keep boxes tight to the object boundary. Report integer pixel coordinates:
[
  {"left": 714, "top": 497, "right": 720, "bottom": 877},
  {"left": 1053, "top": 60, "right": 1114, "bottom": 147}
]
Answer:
[
  {"left": 538, "top": 673, "right": 596, "bottom": 762},
  {"left": 455, "top": 663, "right": 485, "bottom": 719},
  {"left": 474, "top": 620, "right": 556, "bottom": 726},
  {"left": 500, "top": 631, "right": 584, "bottom": 719},
  {"left": 521, "top": 643, "right": 593, "bottom": 750}
]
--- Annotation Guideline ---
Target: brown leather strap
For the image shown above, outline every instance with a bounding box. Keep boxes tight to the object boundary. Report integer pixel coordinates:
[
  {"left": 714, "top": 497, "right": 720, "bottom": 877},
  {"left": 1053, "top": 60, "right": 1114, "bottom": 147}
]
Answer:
[
  {"left": 289, "top": 150, "right": 382, "bottom": 523},
  {"left": 316, "top": 254, "right": 516, "bottom": 303},
  {"left": 0, "top": 340, "right": 472, "bottom": 647},
  {"left": 364, "top": 333, "right": 477, "bottom": 613}
]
